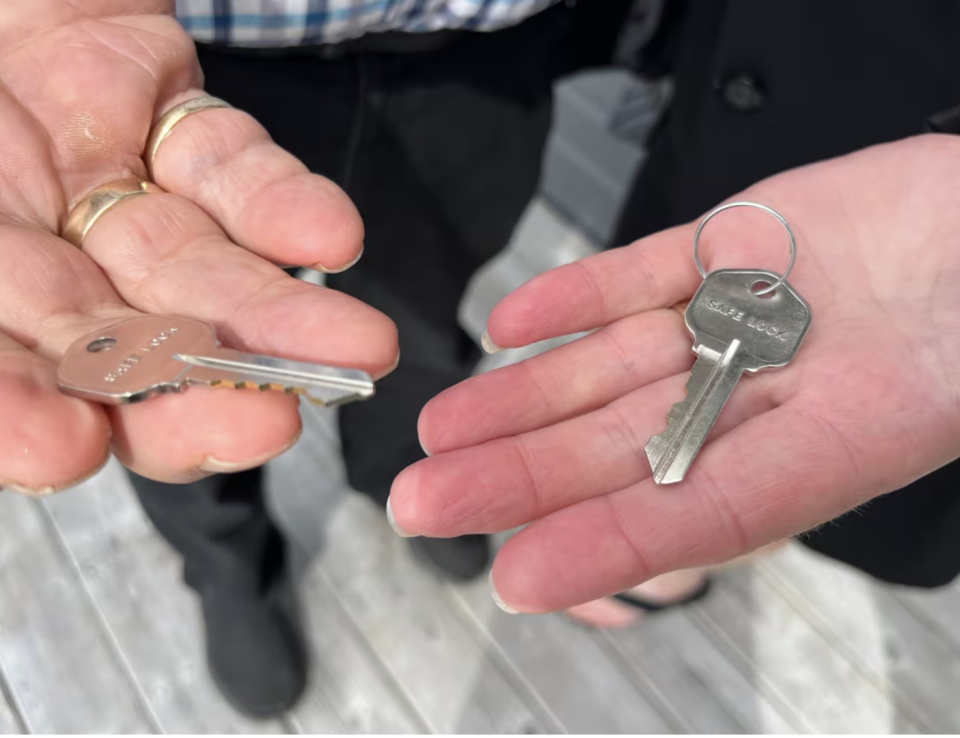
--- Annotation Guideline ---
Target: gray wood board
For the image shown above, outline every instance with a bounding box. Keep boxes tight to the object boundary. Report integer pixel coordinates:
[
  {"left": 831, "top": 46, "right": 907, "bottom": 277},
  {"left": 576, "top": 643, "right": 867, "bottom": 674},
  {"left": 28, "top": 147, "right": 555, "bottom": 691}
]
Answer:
[
  {"left": 759, "top": 544, "right": 957, "bottom": 733},
  {"left": 270, "top": 407, "right": 431, "bottom": 735},
  {"left": 277, "top": 396, "right": 675, "bottom": 735},
  {"left": 0, "top": 673, "right": 22, "bottom": 734},
  {"left": 41, "top": 463, "right": 287, "bottom": 734},
  {"left": 290, "top": 565, "right": 427, "bottom": 733},
  {"left": 458, "top": 199, "right": 597, "bottom": 343},
  {"left": 49, "top": 456, "right": 425, "bottom": 735},
  {"left": 272, "top": 405, "right": 548, "bottom": 733},
  {"left": 893, "top": 577, "right": 960, "bottom": 653},
  {"left": 448, "top": 578, "right": 675, "bottom": 734},
  {"left": 597, "top": 609, "right": 795, "bottom": 734},
  {"left": 0, "top": 493, "right": 153, "bottom": 733},
  {"left": 692, "top": 556, "right": 916, "bottom": 734},
  {"left": 306, "top": 498, "right": 551, "bottom": 733}
]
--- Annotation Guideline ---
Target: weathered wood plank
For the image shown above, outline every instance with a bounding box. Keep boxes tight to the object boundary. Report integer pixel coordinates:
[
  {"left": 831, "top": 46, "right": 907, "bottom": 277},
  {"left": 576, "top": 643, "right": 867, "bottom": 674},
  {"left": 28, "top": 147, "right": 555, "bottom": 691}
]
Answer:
[
  {"left": 42, "top": 462, "right": 287, "bottom": 734},
  {"left": 691, "top": 561, "right": 906, "bottom": 733},
  {"left": 598, "top": 609, "right": 796, "bottom": 734},
  {"left": 544, "top": 73, "right": 647, "bottom": 245},
  {"left": 458, "top": 199, "right": 596, "bottom": 344},
  {"left": 0, "top": 674, "right": 22, "bottom": 734},
  {"left": 275, "top": 405, "right": 548, "bottom": 734},
  {"left": 0, "top": 493, "right": 153, "bottom": 734},
  {"left": 448, "top": 578, "right": 675, "bottom": 734},
  {"left": 272, "top": 403, "right": 555, "bottom": 733},
  {"left": 309, "top": 494, "right": 554, "bottom": 734},
  {"left": 892, "top": 577, "right": 960, "bottom": 653},
  {"left": 282, "top": 395, "right": 660, "bottom": 735},
  {"left": 265, "top": 404, "right": 344, "bottom": 561},
  {"left": 270, "top": 413, "right": 432, "bottom": 735},
  {"left": 759, "top": 544, "right": 955, "bottom": 732},
  {"left": 290, "top": 561, "right": 427, "bottom": 733}
]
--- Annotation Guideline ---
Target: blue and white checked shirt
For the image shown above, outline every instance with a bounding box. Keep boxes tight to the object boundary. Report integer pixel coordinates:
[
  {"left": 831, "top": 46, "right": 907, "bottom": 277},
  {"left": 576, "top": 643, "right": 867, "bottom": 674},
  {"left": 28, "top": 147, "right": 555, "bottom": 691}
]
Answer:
[{"left": 176, "top": 0, "right": 560, "bottom": 47}]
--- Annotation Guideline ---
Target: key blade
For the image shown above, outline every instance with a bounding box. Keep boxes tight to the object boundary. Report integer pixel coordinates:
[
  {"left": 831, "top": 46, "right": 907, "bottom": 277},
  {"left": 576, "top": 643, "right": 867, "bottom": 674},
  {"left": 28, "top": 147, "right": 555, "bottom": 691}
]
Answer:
[
  {"left": 645, "top": 340, "right": 743, "bottom": 485},
  {"left": 175, "top": 351, "right": 375, "bottom": 407}
]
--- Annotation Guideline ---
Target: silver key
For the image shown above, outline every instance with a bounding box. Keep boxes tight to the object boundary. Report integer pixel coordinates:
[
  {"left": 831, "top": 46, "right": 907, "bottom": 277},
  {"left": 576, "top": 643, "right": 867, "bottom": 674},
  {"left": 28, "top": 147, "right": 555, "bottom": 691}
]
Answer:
[
  {"left": 57, "top": 315, "right": 375, "bottom": 407},
  {"left": 645, "top": 269, "right": 811, "bottom": 484}
]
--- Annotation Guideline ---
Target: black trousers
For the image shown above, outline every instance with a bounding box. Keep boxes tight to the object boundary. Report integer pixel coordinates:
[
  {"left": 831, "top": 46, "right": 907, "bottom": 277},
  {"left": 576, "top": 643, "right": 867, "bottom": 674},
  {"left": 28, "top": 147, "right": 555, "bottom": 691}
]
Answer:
[{"left": 128, "top": 4, "right": 625, "bottom": 597}]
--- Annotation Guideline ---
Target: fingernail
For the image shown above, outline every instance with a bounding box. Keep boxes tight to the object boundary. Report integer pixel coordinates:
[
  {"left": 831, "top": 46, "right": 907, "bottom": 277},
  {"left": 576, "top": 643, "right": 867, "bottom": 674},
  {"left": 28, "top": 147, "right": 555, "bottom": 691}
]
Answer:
[
  {"left": 0, "top": 445, "right": 111, "bottom": 497},
  {"left": 199, "top": 456, "right": 262, "bottom": 473},
  {"left": 420, "top": 437, "right": 432, "bottom": 457},
  {"left": 481, "top": 330, "right": 503, "bottom": 355},
  {"left": 490, "top": 572, "right": 519, "bottom": 614},
  {"left": 2, "top": 482, "right": 56, "bottom": 497},
  {"left": 314, "top": 245, "right": 364, "bottom": 274},
  {"left": 199, "top": 428, "right": 302, "bottom": 474},
  {"left": 373, "top": 350, "right": 401, "bottom": 381},
  {"left": 386, "top": 497, "right": 418, "bottom": 538}
]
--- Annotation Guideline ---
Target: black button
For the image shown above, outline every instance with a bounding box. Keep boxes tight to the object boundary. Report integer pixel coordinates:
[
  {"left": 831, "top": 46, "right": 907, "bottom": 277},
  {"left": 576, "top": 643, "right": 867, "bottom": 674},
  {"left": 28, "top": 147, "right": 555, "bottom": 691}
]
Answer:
[{"left": 718, "top": 74, "right": 766, "bottom": 113}]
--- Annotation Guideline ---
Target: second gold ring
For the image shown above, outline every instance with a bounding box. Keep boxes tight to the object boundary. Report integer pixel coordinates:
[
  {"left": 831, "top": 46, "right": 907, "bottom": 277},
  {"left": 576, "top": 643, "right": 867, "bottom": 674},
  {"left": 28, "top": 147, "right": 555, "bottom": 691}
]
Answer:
[
  {"left": 144, "top": 96, "right": 233, "bottom": 178},
  {"left": 62, "top": 179, "right": 163, "bottom": 249}
]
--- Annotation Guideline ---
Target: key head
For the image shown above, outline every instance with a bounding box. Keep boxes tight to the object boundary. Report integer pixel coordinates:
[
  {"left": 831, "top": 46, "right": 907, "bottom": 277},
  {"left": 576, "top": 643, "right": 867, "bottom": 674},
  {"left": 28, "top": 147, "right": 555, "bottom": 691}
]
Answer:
[
  {"left": 57, "top": 316, "right": 219, "bottom": 404},
  {"left": 685, "top": 269, "right": 811, "bottom": 370}
]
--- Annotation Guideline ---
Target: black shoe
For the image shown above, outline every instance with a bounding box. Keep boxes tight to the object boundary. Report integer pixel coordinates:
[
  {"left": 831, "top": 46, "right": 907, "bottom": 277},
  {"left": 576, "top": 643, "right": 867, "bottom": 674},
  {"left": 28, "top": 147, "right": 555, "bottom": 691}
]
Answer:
[
  {"left": 200, "top": 578, "right": 308, "bottom": 719},
  {"left": 408, "top": 534, "right": 491, "bottom": 582},
  {"left": 612, "top": 578, "right": 713, "bottom": 612}
]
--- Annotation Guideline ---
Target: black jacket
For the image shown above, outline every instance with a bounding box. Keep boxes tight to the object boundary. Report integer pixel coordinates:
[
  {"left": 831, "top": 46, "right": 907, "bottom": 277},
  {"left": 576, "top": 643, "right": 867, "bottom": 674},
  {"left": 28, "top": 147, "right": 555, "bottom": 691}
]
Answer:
[
  {"left": 612, "top": 0, "right": 960, "bottom": 588},
  {"left": 615, "top": 0, "right": 960, "bottom": 236}
]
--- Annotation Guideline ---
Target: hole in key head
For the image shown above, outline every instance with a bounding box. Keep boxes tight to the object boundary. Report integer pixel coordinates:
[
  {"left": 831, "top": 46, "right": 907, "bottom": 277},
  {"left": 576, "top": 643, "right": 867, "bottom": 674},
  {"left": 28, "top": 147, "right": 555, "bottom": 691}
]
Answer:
[
  {"left": 750, "top": 280, "right": 776, "bottom": 299},
  {"left": 86, "top": 337, "right": 117, "bottom": 353}
]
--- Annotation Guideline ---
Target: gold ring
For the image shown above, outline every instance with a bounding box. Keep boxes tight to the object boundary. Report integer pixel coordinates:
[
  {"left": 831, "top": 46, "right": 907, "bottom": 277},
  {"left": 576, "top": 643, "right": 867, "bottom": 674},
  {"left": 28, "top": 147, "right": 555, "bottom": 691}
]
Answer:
[
  {"left": 144, "top": 96, "right": 233, "bottom": 178},
  {"left": 61, "top": 178, "right": 163, "bottom": 249}
]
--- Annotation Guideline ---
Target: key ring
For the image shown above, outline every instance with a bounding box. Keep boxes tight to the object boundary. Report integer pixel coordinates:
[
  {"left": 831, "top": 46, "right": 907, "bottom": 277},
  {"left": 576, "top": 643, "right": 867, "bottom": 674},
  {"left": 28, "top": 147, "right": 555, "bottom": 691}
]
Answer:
[{"left": 692, "top": 201, "right": 797, "bottom": 297}]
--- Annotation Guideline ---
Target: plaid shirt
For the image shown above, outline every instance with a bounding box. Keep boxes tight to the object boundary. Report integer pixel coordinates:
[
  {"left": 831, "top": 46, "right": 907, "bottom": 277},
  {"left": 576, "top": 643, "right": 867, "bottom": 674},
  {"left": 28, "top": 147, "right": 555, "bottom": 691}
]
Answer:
[{"left": 175, "top": 0, "right": 560, "bottom": 47}]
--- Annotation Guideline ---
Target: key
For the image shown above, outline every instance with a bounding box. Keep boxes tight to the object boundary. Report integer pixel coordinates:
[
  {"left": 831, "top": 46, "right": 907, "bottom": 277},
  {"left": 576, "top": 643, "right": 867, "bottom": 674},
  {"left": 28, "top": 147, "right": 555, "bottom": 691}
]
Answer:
[
  {"left": 56, "top": 315, "right": 375, "bottom": 407},
  {"left": 645, "top": 269, "right": 811, "bottom": 484}
]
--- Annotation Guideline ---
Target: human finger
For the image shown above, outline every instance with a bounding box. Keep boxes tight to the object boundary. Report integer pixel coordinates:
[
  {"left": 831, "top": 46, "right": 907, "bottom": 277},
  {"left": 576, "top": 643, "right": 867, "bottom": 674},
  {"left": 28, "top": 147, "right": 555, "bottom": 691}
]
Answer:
[{"left": 419, "top": 309, "right": 692, "bottom": 455}]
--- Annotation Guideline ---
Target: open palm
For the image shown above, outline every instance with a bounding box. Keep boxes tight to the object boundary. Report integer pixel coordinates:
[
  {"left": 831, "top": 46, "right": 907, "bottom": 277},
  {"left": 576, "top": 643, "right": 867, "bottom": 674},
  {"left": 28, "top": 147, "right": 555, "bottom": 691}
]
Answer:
[
  {"left": 390, "top": 135, "right": 960, "bottom": 613},
  {"left": 1, "top": 1, "right": 397, "bottom": 494}
]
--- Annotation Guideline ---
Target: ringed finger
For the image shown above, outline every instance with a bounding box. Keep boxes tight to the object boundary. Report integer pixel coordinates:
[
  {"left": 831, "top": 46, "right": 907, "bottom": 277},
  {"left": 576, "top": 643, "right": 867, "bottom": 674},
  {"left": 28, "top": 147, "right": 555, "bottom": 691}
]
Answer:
[
  {"left": 76, "top": 186, "right": 399, "bottom": 375},
  {"left": 419, "top": 308, "right": 693, "bottom": 455},
  {"left": 485, "top": 199, "right": 813, "bottom": 351},
  {"left": 146, "top": 91, "right": 364, "bottom": 271},
  {"left": 0, "top": 220, "right": 306, "bottom": 485},
  {"left": 484, "top": 225, "right": 700, "bottom": 351},
  {"left": 392, "top": 370, "right": 775, "bottom": 539}
]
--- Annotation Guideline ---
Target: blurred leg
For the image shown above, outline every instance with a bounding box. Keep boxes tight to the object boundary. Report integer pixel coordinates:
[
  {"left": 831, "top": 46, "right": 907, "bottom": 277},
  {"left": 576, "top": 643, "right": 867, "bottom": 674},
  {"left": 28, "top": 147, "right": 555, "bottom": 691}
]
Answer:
[
  {"left": 123, "top": 44, "right": 363, "bottom": 717},
  {"left": 327, "top": 15, "right": 582, "bottom": 579},
  {"left": 130, "top": 468, "right": 283, "bottom": 597},
  {"left": 130, "top": 468, "right": 307, "bottom": 717}
]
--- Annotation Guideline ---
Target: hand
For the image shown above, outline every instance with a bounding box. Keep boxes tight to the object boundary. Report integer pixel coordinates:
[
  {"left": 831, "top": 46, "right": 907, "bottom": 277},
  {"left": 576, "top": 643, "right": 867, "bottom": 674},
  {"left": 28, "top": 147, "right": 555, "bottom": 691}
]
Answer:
[
  {"left": 389, "top": 134, "right": 960, "bottom": 613},
  {"left": 0, "top": 1, "right": 397, "bottom": 494}
]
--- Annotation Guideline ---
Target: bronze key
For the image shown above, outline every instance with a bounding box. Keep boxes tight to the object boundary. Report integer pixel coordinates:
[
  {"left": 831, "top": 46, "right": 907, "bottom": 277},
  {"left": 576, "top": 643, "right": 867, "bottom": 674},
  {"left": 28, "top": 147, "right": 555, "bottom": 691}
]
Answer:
[{"left": 57, "top": 315, "right": 375, "bottom": 407}]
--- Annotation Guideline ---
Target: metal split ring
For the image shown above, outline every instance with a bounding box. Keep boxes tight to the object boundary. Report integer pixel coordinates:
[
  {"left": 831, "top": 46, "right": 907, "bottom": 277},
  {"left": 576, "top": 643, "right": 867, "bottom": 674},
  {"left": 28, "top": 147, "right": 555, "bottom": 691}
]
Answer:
[{"left": 692, "top": 201, "right": 797, "bottom": 297}]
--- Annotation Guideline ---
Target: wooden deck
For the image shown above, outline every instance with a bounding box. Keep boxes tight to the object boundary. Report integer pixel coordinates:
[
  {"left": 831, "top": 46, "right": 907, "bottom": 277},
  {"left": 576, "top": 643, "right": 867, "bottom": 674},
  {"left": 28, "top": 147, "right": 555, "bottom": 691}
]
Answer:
[{"left": 2, "top": 198, "right": 960, "bottom": 734}]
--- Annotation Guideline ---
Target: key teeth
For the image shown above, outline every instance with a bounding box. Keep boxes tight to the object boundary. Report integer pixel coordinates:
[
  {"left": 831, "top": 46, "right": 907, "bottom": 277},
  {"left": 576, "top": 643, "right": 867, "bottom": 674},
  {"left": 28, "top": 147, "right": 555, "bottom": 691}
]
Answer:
[
  {"left": 644, "top": 355, "right": 716, "bottom": 482},
  {"left": 663, "top": 396, "right": 692, "bottom": 427},
  {"left": 209, "top": 378, "right": 370, "bottom": 407},
  {"left": 651, "top": 374, "right": 697, "bottom": 440}
]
